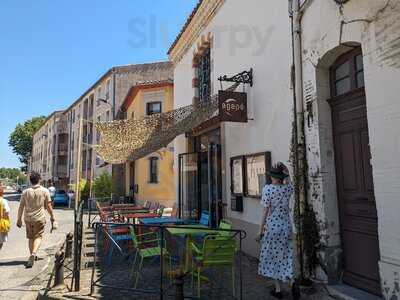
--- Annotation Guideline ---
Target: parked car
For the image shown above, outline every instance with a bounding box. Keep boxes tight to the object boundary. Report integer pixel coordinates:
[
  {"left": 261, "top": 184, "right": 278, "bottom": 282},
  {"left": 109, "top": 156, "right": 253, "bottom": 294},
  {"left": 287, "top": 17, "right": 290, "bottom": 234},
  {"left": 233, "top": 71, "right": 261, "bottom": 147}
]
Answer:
[{"left": 53, "top": 190, "right": 69, "bottom": 206}]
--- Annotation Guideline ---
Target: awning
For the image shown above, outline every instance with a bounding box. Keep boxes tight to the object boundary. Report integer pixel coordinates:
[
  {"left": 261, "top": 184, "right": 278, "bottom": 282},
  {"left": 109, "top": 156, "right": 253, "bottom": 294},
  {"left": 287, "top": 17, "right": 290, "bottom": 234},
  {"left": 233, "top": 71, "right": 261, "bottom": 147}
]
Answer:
[{"left": 94, "top": 98, "right": 219, "bottom": 164}]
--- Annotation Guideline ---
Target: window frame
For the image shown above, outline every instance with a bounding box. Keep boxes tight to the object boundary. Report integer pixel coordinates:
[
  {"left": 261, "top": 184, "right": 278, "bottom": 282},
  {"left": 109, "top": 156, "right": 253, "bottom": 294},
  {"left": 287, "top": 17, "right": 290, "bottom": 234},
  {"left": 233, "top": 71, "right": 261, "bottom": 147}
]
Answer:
[
  {"left": 198, "top": 47, "right": 211, "bottom": 102},
  {"left": 230, "top": 155, "right": 245, "bottom": 196},
  {"left": 146, "top": 101, "right": 162, "bottom": 115},
  {"left": 243, "top": 152, "right": 272, "bottom": 198},
  {"left": 330, "top": 47, "right": 364, "bottom": 98},
  {"left": 148, "top": 157, "right": 159, "bottom": 184}
]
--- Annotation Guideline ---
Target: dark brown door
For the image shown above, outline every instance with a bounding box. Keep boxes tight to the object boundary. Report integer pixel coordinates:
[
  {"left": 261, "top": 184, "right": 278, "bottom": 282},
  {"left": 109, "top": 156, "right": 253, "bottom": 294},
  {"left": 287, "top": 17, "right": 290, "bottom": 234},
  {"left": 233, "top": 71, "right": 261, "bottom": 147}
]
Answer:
[{"left": 330, "top": 48, "right": 381, "bottom": 295}]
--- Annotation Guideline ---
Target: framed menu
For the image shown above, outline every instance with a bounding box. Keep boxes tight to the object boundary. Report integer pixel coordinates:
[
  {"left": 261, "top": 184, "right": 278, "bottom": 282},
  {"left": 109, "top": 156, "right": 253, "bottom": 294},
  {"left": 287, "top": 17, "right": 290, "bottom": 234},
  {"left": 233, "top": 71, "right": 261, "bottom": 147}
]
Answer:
[
  {"left": 230, "top": 156, "right": 245, "bottom": 196},
  {"left": 245, "top": 152, "right": 271, "bottom": 198}
]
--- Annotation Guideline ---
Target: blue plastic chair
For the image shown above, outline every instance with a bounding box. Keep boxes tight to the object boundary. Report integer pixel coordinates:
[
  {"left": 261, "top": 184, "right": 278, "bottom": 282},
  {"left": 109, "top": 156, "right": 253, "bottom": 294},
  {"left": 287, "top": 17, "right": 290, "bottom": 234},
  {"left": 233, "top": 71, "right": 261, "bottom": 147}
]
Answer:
[
  {"left": 106, "top": 224, "right": 132, "bottom": 265},
  {"left": 199, "top": 211, "right": 210, "bottom": 226}
]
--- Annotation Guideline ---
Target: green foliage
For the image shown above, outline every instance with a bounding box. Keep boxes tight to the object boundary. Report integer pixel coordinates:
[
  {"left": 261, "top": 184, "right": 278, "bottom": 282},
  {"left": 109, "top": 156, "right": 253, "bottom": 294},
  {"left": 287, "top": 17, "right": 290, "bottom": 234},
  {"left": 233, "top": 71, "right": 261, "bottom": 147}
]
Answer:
[
  {"left": 0, "top": 167, "right": 27, "bottom": 184},
  {"left": 92, "top": 171, "right": 114, "bottom": 200},
  {"left": 8, "top": 116, "right": 46, "bottom": 166},
  {"left": 80, "top": 179, "right": 90, "bottom": 201}
]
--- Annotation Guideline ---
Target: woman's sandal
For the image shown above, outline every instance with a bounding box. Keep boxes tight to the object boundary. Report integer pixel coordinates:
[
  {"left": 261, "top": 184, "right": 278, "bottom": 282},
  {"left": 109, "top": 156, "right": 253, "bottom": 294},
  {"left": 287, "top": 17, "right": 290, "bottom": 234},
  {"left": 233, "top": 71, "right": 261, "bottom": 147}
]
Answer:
[{"left": 270, "top": 289, "right": 283, "bottom": 299}]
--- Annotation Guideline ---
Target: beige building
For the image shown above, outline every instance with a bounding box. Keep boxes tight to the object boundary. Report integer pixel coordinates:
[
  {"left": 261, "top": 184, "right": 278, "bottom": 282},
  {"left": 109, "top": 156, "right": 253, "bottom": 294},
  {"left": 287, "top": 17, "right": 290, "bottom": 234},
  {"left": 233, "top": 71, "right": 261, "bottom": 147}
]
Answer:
[
  {"left": 30, "top": 110, "right": 69, "bottom": 190},
  {"left": 120, "top": 79, "right": 175, "bottom": 206},
  {"left": 64, "top": 62, "right": 173, "bottom": 195}
]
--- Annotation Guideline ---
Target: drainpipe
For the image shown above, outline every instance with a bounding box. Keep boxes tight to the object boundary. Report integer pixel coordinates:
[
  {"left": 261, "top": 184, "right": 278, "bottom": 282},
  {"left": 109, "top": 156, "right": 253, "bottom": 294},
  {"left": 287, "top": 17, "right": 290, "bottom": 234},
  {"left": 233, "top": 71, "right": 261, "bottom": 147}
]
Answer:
[{"left": 290, "top": 0, "right": 307, "bottom": 283}]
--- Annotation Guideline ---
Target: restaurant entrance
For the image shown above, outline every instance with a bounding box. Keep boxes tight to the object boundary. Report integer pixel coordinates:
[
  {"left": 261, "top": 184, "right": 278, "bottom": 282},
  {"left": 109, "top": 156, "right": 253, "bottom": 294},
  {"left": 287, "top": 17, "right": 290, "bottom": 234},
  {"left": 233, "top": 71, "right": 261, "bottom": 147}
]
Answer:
[{"left": 178, "top": 128, "right": 222, "bottom": 227}]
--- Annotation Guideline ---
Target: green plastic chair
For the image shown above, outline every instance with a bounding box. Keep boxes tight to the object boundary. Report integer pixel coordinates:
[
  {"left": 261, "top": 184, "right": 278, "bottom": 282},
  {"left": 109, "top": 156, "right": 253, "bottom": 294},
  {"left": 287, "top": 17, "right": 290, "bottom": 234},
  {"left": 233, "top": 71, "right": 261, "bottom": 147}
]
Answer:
[
  {"left": 129, "top": 227, "right": 171, "bottom": 288},
  {"left": 218, "top": 219, "right": 233, "bottom": 236},
  {"left": 190, "top": 234, "right": 236, "bottom": 297}
]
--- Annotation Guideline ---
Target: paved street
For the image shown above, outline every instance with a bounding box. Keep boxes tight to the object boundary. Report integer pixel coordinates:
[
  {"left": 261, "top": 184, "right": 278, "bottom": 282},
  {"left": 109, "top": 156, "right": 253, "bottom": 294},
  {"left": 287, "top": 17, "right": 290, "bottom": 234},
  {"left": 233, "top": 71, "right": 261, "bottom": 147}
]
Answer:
[{"left": 0, "top": 193, "right": 74, "bottom": 299}]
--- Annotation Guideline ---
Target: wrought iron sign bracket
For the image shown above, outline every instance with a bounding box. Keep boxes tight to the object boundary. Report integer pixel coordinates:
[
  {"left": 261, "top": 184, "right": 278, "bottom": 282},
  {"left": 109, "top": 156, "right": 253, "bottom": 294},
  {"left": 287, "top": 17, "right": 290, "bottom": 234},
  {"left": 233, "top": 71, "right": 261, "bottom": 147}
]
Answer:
[{"left": 218, "top": 68, "right": 253, "bottom": 87}]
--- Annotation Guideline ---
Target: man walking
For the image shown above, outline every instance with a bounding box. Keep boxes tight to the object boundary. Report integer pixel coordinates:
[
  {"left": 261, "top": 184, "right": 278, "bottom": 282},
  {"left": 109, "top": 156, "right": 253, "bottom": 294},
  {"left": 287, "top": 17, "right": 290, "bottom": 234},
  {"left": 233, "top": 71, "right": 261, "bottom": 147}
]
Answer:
[{"left": 17, "top": 172, "right": 56, "bottom": 268}]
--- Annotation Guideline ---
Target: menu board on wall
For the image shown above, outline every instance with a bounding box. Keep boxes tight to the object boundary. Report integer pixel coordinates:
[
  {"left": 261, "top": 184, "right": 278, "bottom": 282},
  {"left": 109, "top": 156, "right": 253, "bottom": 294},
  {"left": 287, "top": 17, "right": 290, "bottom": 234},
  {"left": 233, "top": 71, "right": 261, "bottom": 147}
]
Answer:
[
  {"left": 231, "top": 156, "right": 244, "bottom": 195},
  {"left": 245, "top": 152, "right": 272, "bottom": 198}
]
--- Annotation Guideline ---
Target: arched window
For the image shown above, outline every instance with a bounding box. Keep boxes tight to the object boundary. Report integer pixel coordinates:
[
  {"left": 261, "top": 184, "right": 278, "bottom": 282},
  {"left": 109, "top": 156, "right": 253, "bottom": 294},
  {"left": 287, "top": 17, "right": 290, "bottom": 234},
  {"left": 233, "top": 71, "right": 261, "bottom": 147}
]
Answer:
[{"left": 330, "top": 47, "right": 364, "bottom": 97}]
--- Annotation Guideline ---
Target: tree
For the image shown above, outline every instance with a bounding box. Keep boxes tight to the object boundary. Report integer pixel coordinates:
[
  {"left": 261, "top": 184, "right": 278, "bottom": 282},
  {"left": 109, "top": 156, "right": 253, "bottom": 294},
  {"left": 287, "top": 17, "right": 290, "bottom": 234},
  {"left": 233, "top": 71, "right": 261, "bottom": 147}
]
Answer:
[
  {"left": 8, "top": 116, "right": 47, "bottom": 167},
  {"left": 0, "top": 167, "right": 27, "bottom": 184},
  {"left": 92, "top": 171, "right": 115, "bottom": 200}
]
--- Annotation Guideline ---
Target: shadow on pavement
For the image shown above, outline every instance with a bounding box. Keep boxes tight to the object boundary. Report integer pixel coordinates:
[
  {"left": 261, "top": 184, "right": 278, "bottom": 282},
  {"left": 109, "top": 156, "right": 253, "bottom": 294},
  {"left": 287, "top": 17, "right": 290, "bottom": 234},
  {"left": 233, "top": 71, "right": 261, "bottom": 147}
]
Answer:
[{"left": 0, "top": 260, "right": 26, "bottom": 267}]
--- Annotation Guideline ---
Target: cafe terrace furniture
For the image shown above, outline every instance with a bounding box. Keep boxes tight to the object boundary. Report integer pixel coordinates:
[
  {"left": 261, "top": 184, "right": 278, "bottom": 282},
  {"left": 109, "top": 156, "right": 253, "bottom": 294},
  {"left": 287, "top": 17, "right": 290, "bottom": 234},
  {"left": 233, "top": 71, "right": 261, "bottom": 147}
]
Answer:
[
  {"left": 139, "top": 217, "right": 185, "bottom": 226},
  {"left": 120, "top": 212, "right": 160, "bottom": 223},
  {"left": 166, "top": 225, "right": 229, "bottom": 274},
  {"left": 106, "top": 224, "right": 132, "bottom": 265},
  {"left": 190, "top": 235, "right": 236, "bottom": 297},
  {"left": 129, "top": 227, "right": 172, "bottom": 288}
]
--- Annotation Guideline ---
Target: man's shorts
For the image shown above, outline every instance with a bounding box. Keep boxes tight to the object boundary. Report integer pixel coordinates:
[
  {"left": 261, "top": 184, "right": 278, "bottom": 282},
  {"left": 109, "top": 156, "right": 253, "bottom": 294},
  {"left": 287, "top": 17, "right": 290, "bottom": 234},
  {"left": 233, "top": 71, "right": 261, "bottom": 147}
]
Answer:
[{"left": 25, "top": 221, "right": 45, "bottom": 239}]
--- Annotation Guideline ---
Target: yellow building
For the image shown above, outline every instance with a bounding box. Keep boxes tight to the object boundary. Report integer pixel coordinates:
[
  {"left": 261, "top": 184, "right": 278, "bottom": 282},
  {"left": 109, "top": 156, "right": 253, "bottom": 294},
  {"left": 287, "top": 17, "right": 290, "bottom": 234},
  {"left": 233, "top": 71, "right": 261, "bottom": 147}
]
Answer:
[{"left": 121, "top": 80, "right": 175, "bottom": 207}]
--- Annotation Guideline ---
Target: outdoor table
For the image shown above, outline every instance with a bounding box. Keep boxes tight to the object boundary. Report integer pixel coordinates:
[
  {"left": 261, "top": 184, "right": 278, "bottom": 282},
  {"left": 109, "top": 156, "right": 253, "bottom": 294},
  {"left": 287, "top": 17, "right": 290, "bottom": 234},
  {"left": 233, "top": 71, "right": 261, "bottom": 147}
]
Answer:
[
  {"left": 121, "top": 212, "right": 160, "bottom": 223},
  {"left": 112, "top": 205, "right": 145, "bottom": 210},
  {"left": 166, "top": 225, "right": 227, "bottom": 274},
  {"left": 139, "top": 217, "right": 184, "bottom": 225},
  {"left": 116, "top": 209, "right": 150, "bottom": 214}
]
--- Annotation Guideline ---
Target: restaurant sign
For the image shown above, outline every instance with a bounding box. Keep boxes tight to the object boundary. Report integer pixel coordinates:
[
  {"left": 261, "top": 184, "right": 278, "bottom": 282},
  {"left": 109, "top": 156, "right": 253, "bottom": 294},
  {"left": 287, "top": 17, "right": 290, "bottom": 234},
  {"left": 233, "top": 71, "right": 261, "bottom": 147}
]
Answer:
[{"left": 218, "top": 90, "right": 248, "bottom": 123}]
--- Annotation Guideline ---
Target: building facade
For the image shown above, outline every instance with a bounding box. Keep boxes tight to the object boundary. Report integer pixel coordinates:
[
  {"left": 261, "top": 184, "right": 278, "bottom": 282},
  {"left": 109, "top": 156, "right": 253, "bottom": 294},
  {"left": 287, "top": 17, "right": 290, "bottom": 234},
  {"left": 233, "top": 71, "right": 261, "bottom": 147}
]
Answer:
[
  {"left": 64, "top": 62, "right": 173, "bottom": 194},
  {"left": 169, "top": 0, "right": 400, "bottom": 298},
  {"left": 31, "top": 111, "right": 69, "bottom": 190},
  {"left": 120, "top": 79, "right": 175, "bottom": 206}
]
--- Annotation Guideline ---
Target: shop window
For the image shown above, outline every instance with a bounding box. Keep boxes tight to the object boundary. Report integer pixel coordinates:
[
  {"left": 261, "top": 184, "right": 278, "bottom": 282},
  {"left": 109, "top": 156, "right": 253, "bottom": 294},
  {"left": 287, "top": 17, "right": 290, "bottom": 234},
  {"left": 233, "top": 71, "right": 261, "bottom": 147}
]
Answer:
[
  {"left": 198, "top": 47, "right": 211, "bottom": 102},
  {"left": 149, "top": 157, "right": 159, "bottom": 183},
  {"left": 146, "top": 102, "right": 162, "bottom": 115}
]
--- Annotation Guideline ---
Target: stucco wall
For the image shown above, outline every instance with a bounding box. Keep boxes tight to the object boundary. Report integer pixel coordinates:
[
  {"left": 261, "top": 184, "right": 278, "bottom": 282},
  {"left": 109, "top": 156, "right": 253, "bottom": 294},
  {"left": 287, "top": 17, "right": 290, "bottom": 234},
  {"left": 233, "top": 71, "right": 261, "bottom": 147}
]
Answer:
[
  {"left": 172, "top": 0, "right": 293, "bottom": 253},
  {"left": 125, "top": 86, "right": 176, "bottom": 207},
  {"left": 301, "top": 0, "right": 400, "bottom": 295}
]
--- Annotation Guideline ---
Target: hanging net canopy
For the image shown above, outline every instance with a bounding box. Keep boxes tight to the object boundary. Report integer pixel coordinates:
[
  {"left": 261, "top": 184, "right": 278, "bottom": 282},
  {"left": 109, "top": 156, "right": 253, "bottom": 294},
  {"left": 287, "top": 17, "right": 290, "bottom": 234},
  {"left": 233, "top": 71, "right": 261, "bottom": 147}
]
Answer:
[{"left": 94, "top": 98, "right": 219, "bottom": 164}]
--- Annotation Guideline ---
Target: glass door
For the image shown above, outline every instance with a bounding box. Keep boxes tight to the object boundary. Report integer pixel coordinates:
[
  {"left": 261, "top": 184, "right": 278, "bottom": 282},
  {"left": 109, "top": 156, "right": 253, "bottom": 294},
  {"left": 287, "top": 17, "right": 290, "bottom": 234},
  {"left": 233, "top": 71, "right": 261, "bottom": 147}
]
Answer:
[
  {"left": 179, "top": 128, "right": 222, "bottom": 227},
  {"left": 207, "top": 143, "right": 222, "bottom": 228},
  {"left": 178, "top": 152, "right": 199, "bottom": 221}
]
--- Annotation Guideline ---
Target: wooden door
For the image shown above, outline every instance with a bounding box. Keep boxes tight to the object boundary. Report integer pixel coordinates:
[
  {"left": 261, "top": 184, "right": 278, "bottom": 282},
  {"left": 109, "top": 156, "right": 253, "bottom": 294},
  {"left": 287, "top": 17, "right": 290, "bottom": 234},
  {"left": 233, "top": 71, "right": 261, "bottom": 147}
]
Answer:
[{"left": 330, "top": 48, "right": 381, "bottom": 295}]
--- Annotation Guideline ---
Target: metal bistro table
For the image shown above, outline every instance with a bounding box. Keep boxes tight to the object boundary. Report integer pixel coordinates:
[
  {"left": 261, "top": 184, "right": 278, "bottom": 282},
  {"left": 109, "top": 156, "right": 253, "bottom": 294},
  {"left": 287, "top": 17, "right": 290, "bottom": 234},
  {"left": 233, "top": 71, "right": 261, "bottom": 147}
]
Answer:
[
  {"left": 139, "top": 217, "right": 185, "bottom": 226},
  {"left": 121, "top": 212, "right": 160, "bottom": 223}
]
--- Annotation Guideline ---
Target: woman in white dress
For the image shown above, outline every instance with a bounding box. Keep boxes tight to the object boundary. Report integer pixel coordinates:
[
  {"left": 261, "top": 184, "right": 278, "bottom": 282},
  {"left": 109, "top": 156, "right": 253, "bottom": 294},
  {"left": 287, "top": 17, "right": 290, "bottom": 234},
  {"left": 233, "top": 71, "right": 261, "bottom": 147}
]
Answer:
[
  {"left": 0, "top": 186, "right": 11, "bottom": 250},
  {"left": 257, "top": 162, "right": 300, "bottom": 299}
]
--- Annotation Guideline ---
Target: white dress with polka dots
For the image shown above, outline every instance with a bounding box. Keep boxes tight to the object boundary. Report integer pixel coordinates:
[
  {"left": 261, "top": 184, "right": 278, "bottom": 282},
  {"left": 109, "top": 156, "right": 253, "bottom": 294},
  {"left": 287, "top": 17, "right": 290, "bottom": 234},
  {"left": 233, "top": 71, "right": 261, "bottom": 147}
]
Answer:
[{"left": 258, "top": 184, "right": 294, "bottom": 282}]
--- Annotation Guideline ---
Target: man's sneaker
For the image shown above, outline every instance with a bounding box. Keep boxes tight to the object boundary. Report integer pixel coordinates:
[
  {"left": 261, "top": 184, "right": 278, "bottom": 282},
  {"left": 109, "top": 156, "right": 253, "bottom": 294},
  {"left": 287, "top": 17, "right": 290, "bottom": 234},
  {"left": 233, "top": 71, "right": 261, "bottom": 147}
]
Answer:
[{"left": 25, "top": 255, "right": 35, "bottom": 268}]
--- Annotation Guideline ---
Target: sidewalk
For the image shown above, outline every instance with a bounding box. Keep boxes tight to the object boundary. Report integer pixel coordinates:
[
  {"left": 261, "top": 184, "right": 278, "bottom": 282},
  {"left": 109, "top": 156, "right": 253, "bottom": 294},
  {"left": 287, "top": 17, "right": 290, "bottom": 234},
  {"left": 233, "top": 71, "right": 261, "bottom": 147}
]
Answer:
[{"left": 0, "top": 200, "right": 75, "bottom": 300}]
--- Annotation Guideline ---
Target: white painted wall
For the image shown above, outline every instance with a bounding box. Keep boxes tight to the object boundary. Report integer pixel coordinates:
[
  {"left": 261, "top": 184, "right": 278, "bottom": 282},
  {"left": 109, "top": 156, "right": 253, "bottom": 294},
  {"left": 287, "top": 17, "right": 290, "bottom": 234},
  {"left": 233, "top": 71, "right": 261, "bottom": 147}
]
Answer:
[
  {"left": 173, "top": 0, "right": 400, "bottom": 295},
  {"left": 301, "top": 0, "right": 400, "bottom": 296},
  {"left": 172, "top": 0, "right": 293, "bottom": 257}
]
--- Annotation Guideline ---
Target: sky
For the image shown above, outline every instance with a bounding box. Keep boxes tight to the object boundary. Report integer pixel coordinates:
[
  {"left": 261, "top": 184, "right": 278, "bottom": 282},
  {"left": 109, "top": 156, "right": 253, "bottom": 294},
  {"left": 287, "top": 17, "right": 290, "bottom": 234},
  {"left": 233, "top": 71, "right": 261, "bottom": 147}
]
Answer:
[{"left": 0, "top": 0, "right": 197, "bottom": 169}]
